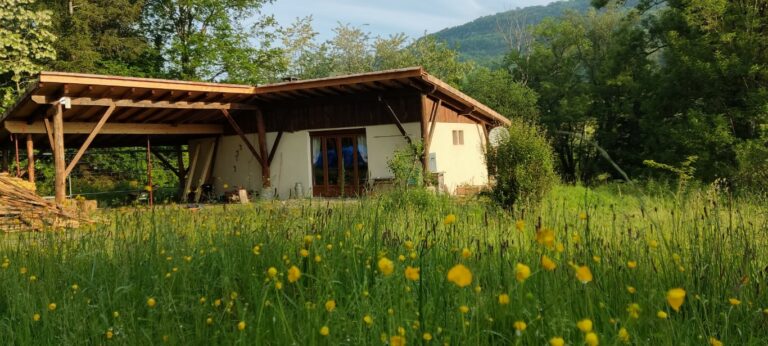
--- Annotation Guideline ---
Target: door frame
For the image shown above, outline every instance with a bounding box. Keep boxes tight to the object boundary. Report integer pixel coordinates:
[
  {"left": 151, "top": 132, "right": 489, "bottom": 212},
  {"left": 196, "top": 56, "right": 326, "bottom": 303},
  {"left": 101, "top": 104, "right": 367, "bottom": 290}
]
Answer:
[{"left": 310, "top": 129, "right": 367, "bottom": 197}]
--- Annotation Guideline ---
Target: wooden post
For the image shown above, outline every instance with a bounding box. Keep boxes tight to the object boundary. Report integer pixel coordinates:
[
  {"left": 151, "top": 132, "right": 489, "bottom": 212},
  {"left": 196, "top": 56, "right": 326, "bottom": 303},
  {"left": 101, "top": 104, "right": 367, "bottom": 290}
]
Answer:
[
  {"left": 53, "top": 103, "right": 66, "bottom": 205},
  {"left": 1, "top": 147, "right": 7, "bottom": 172},
  {"left": 64, "top": 104, "right": 116, "bottom": 177},
  {"left": 26, "top": 134, "right": 34, "bottom": 183},
  {"left": 176, "top": 145, "right": 186, "bottom": 202},
  {"left": 146, "top": 136, "right": 153, "bottom": 207},
  {"left": 255, "top": 109, "right": 270, "bottom": 187},
  {"left": 13, "top": 134, "right": 21, "bottom": 177}
]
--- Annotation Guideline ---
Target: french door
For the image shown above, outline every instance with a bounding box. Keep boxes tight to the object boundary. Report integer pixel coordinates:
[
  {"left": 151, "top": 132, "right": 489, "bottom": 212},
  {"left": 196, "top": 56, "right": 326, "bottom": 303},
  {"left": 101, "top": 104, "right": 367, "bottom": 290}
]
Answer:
[{"left": 311, "top": 130, "right": 368, "bottom": 197}]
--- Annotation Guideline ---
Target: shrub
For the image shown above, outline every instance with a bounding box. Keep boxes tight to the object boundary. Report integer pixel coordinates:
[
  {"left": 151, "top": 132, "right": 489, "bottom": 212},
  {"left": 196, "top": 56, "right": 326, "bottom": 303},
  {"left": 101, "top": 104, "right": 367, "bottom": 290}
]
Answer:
[
  {"left": 733, "top": 137, "right": 768, "bottom": 197},
  {"left": 485, "top": 119, "right": 558, "bottom": 208},
  {"left": 386, "top": 141, "right": 424, "bottom": 189}
]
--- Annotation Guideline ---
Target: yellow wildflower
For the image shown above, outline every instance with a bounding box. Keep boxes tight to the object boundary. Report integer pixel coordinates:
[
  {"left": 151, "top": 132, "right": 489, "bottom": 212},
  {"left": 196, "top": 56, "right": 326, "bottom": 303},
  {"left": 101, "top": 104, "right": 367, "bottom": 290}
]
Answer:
[
  {"left": 287, "top": 266, "right": 301, "bottom": 283},
  {"left": 515, "top": 263, "right": 531, "bottom": 282},
  {"left": 498, "top": 293, "right": 510, "bottom": 305},
  {"left": 666, "top": 288, "right": 686, "bottom": 312},
  {"left": 535, "top": 228, "right": 555, "bottom": 248},
  {"left": 390, "top": 335, "right": 406, "bottom": 346},
  {"left": 585, "top": 332, "right": 599, "bottom": 346},
  {"left": 729, "top": 298, "right": 741, "bottom": 306},
  {"left": 515, "top": 220, "right": 525, "bottom": 232},
  {"left": 325, "top": 300, "right": 336, "bottom": 312},
  {"left": 443, "top": 214, "right": 457, "bottom": 225},
  {"left": 618, "top": 328, "right": 630, "bottom": 343},
  {"left": 319, "top": 326, "right": 329, "bottom": 336},
  {"left": 106, "top": 329, "right": 114, "bottom": 339},
  {"left": 626, "top": 303, "right": 641, "bottom": 319},
  {"left": 47, "top": 303, "right": 57, "bottom": 311},
  {"left": 541, "top": 255, "right": 557, "bottom": 271},
  {"left": 576, "top": 266, "right": 593, "bottom": 284},
  {"left": 238, "top": 321, "right": 246, "bottom": 331},
  {"left": 267, "top": 267, "right": 278, "bottom": 278},
  {"left": 657, "top": 311, "right": 668, "bottom": 319},
  {"left": 459, "top": 305, "right": 470, "bottom": 314},
  {"left": 299, "top": 249, "right": 309, "bottom": 257},
  {"left": 405, "top": 266, "right": 420, "bottom": 281},
  {"left": 577, "top": 319, "right": 593, "bottom": 333},
  {"left": 363, "top": 315, "right": 374, "bottom": 326},
  {"left": 446, "top": 264, "right": 473, "bottom": 288},
  {"left": 549, "top": 337, "right": 565, "bottom": 346},
  {"left": 579, "top": 212, "right": 587, "bottom": 220},
  {"left": 378, "top": 257, "right": 395, "bottom": 276},
  {"left": 422, "top": 332, "right": 432, "bottom": 341},
  {"left": 461, "top": 248, "right": 471, "bottom": 259},
  {"left": 513, "top": 321, "right": 527, "bottom": 334},
  {"left": 627, "top": 261, "right": 637, "bottom": 269},
  {"left": 626, "top": 286, "right": 636, "bottom": 294},
  {"left": 33, "top": 313, "right": 40, "bottom": 322},
  {"left": 709, "top": 337, "right": 723, "bottom": 346}
]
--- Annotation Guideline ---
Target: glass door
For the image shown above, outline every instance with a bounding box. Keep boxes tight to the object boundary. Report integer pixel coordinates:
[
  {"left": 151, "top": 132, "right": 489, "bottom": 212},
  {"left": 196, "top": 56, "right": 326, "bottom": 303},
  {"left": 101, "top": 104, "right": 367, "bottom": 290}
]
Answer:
[{"left": 311, "top": 130, "right": 367, "bottom": 197}]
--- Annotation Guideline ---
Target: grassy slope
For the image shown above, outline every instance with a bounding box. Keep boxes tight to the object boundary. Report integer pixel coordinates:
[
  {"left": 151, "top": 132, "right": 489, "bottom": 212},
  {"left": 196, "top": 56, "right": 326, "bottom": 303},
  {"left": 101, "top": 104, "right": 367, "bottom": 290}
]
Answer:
[{"left": 1, "top": 185, "right": 766, "bottom": 344}]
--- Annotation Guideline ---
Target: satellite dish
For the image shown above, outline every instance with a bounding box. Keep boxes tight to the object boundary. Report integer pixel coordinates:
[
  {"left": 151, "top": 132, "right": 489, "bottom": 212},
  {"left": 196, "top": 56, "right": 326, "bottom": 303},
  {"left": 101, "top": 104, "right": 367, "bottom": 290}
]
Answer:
[{"left": 488, "top": 127, "right": 509, "bottom": 148}]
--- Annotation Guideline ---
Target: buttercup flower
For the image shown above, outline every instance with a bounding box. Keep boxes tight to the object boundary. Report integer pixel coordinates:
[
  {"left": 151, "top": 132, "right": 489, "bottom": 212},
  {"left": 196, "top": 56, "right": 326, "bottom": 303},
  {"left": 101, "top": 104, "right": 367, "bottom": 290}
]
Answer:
[
  {"left": 378, "top": 257, "right": 395, "bottom": 276},
  {"left": 541, "top": 255, "right": 557, "bottom": 271},
  {"left": 287, "top": 266, "right": 301, "bottom": 283},
  {"left": 576, "top": 266, "right": 593, "bottom": 284},
  {"left": 405, "top": 266, "right": 420, "bottom": 281},
  {"left": 447, "top": 264, "right": 473, "bottom": 287},
  {"left": 515, "top": 263, "right": 531, "bottom": 282},
  {"left": 666, "top": 288, "right": 686, "bottom": 312}
]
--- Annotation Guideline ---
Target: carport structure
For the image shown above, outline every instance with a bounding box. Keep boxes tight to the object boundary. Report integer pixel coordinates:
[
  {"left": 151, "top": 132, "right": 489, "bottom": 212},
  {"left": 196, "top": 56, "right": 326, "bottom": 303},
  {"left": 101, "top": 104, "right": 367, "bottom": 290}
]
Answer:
[{"left": 0, "top": 72, "right": 259, "bottom": 205}]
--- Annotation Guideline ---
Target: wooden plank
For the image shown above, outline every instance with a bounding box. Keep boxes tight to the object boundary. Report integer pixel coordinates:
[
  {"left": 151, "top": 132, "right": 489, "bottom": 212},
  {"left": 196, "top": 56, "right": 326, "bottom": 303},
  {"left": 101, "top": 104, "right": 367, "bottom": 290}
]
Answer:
[
  {"left": 53, "top": 103, "right": 66, "bottom": 204},
  {"left": 31, "top": 95, "right": 260, "bottom": 110},
  {"left": 39, "top": 71, "right": 256, "bottom": 94},
  {"left": 151, "top": 149, "right": 182, "bottom": 179},
  {"left": 267, "top": 131, "right": 283, "bottom": 166},
  {"left": 194, "top": 140, "right": 215, "bottom": 203},
  {"left": 26, "top": 134, "right": 34, "bottom": 183},
  {"left": 378, "top": 96, "right": 413, "bottom": 145},
  {"left": 220, "top": 109, "right": 263, "bottom": 166},
  {"left": 4, "top": 121, "right": 224, "bottom": 135},
  {"left": 426, "top": 99, "right": 441, "bottom": 149},
  {"left": 255, "top": 109, "right": 270, "bottom": 187},
  {"left": 64, "top": 104, "right": 116, "bottom": 177},
  {"left": 183, "top": 144, "right": 201, "bottom": 202}
]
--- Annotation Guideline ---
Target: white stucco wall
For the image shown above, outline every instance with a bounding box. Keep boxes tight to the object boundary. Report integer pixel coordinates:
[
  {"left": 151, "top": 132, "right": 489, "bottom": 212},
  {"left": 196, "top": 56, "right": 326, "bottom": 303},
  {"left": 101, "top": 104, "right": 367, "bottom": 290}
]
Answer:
[
  {"left": 428, "top": 122, "right": 488, "bottom": 194},
  {"left": 200, "top": 122, "right": 420, "bottom": 199}
]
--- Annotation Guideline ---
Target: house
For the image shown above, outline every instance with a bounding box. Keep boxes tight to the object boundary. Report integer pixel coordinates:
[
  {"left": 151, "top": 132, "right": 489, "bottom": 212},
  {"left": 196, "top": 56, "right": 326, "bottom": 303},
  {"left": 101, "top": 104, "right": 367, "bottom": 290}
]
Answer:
[{"left": 0, "top": 67, "right": 509, "bottom": 203}]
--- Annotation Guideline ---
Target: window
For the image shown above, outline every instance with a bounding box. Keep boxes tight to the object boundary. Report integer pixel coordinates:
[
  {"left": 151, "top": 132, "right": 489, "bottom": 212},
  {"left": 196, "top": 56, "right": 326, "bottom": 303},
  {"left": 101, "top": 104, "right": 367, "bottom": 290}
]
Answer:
[{"left": 452, "top": 130, "right": 464, "bottom": 145}]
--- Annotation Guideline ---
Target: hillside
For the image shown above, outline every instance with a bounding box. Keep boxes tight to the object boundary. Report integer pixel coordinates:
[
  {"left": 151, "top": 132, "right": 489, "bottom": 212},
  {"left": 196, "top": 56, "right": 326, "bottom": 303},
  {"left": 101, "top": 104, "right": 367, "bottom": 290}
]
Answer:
[{"left": 431, "top": 0, "right": 593, "bottom": 64}]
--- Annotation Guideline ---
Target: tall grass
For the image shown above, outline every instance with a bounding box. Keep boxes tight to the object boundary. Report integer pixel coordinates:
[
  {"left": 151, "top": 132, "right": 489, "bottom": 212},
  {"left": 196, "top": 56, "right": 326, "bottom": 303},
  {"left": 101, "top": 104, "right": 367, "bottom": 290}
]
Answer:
[{"left": 1, "top": 185, "right": 766, "bottom": 345}]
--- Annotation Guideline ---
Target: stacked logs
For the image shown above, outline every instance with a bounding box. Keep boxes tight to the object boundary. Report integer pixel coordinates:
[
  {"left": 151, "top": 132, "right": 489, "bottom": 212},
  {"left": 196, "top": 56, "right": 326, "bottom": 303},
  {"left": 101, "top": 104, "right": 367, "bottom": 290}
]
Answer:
[{"left": 0, "top": 173, "right": 81, "bottom": 232}]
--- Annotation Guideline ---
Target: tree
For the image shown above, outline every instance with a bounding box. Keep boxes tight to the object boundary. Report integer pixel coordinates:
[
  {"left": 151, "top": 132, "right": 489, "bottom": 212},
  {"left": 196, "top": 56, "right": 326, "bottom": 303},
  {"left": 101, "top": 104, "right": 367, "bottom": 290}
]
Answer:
[
  {"left": 36, "top": 0, "right": 153, "bottom": 77},
  {"left": 141, "top": 0, "right": 283, "bottom": 83},
  {"left": 461, "top": 67, "right": 539, "bottom": 122},
  {"left": 0, "top": 0, "right": 56, "bottom": 112}
]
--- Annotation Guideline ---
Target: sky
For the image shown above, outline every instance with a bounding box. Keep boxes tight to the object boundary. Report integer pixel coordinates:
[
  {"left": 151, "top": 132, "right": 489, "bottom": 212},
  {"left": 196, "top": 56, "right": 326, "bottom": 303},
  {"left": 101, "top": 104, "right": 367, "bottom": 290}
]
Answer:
[{"left": 264, "top": 0, "right": 557, "bottom": 41}]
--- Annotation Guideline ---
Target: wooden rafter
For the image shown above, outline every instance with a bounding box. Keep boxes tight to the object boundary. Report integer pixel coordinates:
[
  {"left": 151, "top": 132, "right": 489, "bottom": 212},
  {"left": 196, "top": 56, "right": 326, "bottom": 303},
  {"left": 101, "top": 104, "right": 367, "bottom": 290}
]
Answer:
[
  {"left": 267, "top": 131, "right": 283, "bottom": 166},
  {"left": 378, "top": 96, "right": 413, "bottom": 145},
  {"left": 220, "top": 109, "right": 263, "bottom": 166},
  {"left": 4, "top": 120, "right": 224, "bottom": 136},
  {"left": 31, "top": 95, "right": 260, "bottom": 111}
]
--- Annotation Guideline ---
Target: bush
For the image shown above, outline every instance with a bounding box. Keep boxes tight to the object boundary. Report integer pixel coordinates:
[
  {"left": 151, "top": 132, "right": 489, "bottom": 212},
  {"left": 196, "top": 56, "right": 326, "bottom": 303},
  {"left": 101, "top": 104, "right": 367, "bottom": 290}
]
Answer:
[
  {"left": 733, "top": 137, "right": 768, "bottom": 197},
  {"left": 386, "top": 141, "right": 424, "bottom": 189},
  {"left": 485, "top": 119, "right": 558, "bottom": 208}
]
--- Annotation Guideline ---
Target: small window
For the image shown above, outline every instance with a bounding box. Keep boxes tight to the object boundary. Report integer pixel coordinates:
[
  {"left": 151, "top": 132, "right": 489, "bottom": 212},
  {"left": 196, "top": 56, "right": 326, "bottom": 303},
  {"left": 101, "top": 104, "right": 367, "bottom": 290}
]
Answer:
[{"left": 452, "top": 130, "right": 464, "bottom": 145}]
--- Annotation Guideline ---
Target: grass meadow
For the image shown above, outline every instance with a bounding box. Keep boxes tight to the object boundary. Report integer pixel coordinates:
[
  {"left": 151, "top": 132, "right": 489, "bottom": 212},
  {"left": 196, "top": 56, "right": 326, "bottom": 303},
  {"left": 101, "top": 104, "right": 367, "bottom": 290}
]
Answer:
[{"left": 1, "top": 184, "right": 767, "bottom": 345}]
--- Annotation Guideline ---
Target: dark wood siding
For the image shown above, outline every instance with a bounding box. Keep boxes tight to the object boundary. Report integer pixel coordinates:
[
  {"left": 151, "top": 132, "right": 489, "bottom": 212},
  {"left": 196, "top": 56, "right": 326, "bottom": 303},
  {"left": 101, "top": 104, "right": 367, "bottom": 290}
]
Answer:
[
  {"left": 230, "top": 90, "right": 423, "bottom": 134},
  {"left": 423, "top": 96, "right": 478, "bottom": 125}
]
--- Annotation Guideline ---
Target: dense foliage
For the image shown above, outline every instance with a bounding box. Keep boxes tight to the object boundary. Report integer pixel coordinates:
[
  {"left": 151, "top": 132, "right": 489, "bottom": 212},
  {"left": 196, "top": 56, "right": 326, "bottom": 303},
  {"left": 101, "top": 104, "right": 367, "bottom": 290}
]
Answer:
[
  {"left": 1, "top": 186, "right": 766, "bottom": 344},
  {"left": 486, "top": 119, "right": 558, "bottom": 208}
]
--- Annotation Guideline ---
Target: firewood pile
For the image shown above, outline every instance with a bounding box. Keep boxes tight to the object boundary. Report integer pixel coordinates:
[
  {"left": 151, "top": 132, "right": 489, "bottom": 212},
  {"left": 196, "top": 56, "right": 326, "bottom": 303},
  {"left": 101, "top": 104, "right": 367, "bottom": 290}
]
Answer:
[{"left": 0, "top": 173, "right": 82, "bottom": 232}]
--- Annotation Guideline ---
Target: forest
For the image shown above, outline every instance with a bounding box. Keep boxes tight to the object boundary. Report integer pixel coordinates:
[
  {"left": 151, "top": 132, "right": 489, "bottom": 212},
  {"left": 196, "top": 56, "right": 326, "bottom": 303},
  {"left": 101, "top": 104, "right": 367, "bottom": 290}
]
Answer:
[{"left": 1, "top": 0, "right": 767, "bottom": 197}]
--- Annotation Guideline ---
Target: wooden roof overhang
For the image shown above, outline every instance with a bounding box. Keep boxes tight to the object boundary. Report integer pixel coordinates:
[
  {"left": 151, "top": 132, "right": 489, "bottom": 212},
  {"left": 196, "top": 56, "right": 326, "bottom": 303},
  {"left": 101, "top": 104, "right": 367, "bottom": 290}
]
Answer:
[
  {"left": 0, "top": 67, "right": 509, "bottom": 149},
  {"left": 0, "top": 72, "right": 258, "bottom": 148}
]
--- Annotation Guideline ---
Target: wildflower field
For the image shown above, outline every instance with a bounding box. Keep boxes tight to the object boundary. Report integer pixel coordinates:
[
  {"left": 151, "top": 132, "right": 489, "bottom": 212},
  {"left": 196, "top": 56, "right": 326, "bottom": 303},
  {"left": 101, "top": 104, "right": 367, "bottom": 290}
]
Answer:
[{"left": 1, "top": 185, "right": 767, "bottom": 345}]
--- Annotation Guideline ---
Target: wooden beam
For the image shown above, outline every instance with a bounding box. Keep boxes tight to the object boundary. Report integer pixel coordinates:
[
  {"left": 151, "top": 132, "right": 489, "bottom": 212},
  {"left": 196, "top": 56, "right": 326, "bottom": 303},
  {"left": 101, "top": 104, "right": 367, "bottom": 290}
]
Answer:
[
  {"left": 176, "top": 145, "right": 186, "bottom": 202},
  {"left": 64, "top": 104, "right": 116, "bottom": 177},
  {"left": 426, "top": 99, "right": 441, "bottom": 149},
  {"left": 42, "top": 118, "right": 55, "bottom": 149},
  {"left": 378, "top": 96, "right": 413, "bottom": 145},
  {"left": 183, "top": 144, "right": 201, "bottom": 202},
  {"left": 194, "top": 140, "right": 215, "bottom": 203},
  {"left": 220, "top": 109, "right": 263, "bottom": 166},
  {"left": 4, "top": 121, "right": 224, "bottom": 136},
  {"left": 26, "top": 134, "right": 34, "bottom": 183},
  {"left": 255, "top": 109, "right": 270, "bottom": 187},
  {"left": 53, "top": 103, "right": 66, "bottom": 204},
  {"left": 31, "top": 95, "right": 259, "bottom": 110},
  {"left": 267, "top": 131, "right": 283, "bottom": 166},
  {"left": 13, "top": 134, "right": 20, "bottom": 177},
  {"left": 151, "top": 148, "right": 182, "bottom": 179}
]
